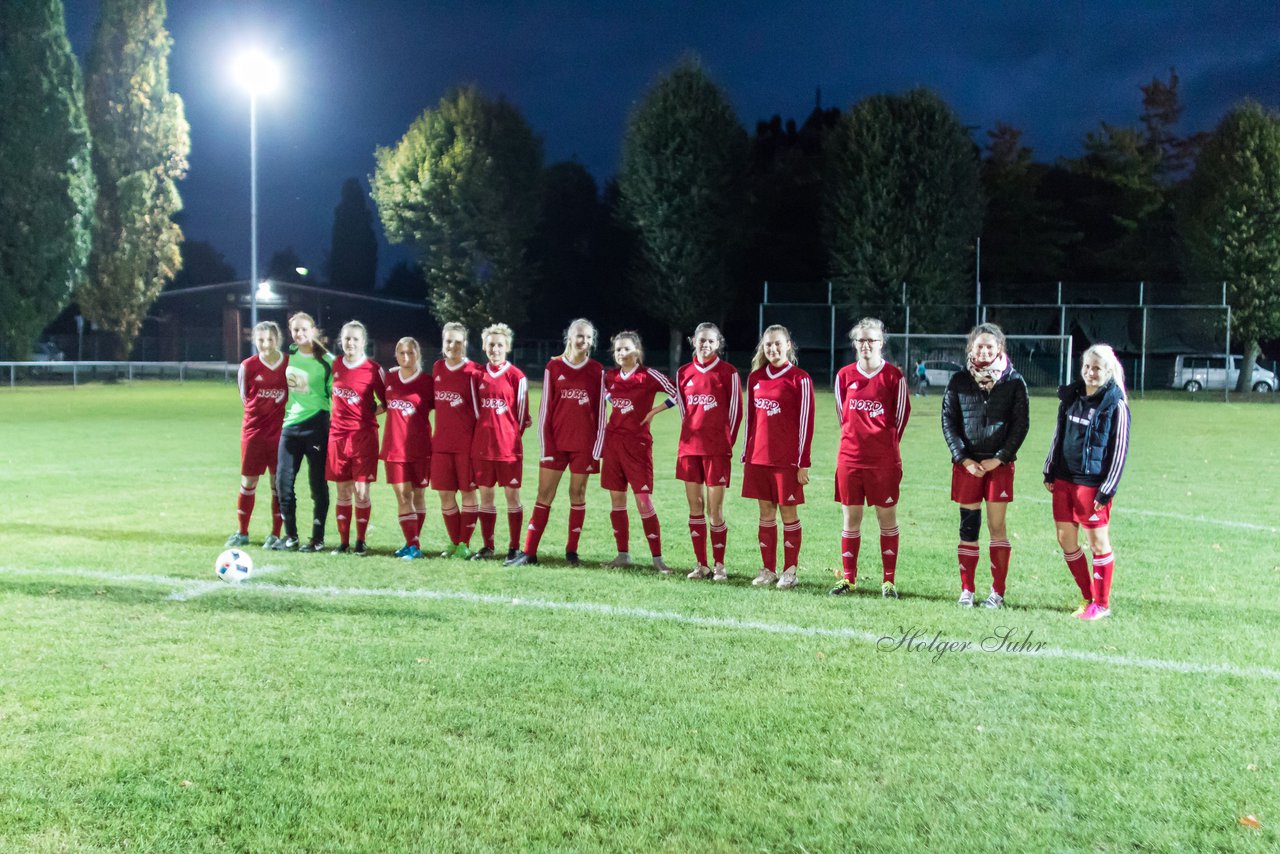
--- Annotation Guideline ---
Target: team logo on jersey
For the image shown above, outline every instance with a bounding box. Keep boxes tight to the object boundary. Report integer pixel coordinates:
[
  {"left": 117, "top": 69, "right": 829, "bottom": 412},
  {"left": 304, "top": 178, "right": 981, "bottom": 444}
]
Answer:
[
  {"left": 754, "top": 397, "right": 782, "bottom": 416},
  {"left": 387, "top": 399, "right": 416, "bottom": 416},
  {"left": 612, "top": 397, "right": 635, "bottom": 414},
  {"left": 686, "top": 393, "right": 718, "bottom": 411},
  {"left": 561, "top": 388, "right": 591, "bottom": 406},
  {"left": 558, "top": 374, "right": 567, "bottom": 381},
  {"left": 257, "top": 388, "right": 287, "bottom": 403},
  {"left": 254, "top": 373, "right": 265, "bottom": 382},
  {"left": 847, "top": 398, "right": 885, "bottom": 418},
  {"left": 686, "top": 380, "right": 695, "bottom": 387},
  {"left": 481, "top": 397, "right": 509, "bottom": 414},
  {"left": 849, "top": 382, "right": 858, "bottom": 391},
  {"left": 436, "top": 390, "right": 465, "bottom": 408},
  {"left": 333, "top": 387, "right": 362, "bottom": 406}
]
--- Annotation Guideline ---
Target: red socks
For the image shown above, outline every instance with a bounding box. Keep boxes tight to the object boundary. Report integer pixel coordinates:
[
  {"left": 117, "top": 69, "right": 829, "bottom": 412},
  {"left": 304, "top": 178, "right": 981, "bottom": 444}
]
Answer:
[
  {"left": 688, "top": 515, "right": 709, "bottom": 566},
  {"left": 523, "top": 502, "right": 551, "bottom": 557},
  {"left": 958, "top": 543, "right": 979, "bottom": 592},
  {"left": 709, "top": 521, "right": 728, "bottom": 567},
  {"left": 478, "top": 507, "right": 497, "bottom": 550},
  {"left": 639, "top": 509, "right": 662, "bottom": 557},
  {"left": 989, "top": 539, "right": 1011, "bottom": 596},
  {"left": 782, "top": 520, "right": 802, "bottom": 572},
  {"left": 841, "top": 529, "right": 861, "bottom": 584},
  {"left": 442, "top": 507, "right": 461, "bottom": 545},
  {"left": 611, "top": 508, "right": 630, "bottom": 553},
  {"left": 460, "top": 505, "right": 478, "bottom": 546},
  {"left": 398, "top": 513, "right": 418, "bottom": 547},
  {"left": 354, "top": 501, "right": 370, "bottom": 542},
  {"left": 1092, "top": 551, "right": 1114, "bottom": 608},
  {"left": 758, "top": 520, "right": 778, "bottom": 572},
  {"left": 236, "top": 487, "right": 255, "bottom": 536},
  {"left": 1063, "top": 548, "right": 1091, "bottom": 600},
  {"left": 336, "top": 501, "right": 353, "bottom": 546},
  {"left": 507, "top": 506, "right": 524, "bottom": 550},
  {"left": 566, "top": 504, "right": 586, "bottom": 553},
  {"left": 880, "top": 527, "right": 899, "bottom": 584}
]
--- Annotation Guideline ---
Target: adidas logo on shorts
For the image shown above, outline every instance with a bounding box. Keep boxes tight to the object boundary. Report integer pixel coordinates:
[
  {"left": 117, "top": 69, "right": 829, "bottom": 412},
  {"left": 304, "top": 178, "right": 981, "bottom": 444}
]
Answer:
[
  {"left": 1000, "top": 491, "right": 1009, "bottom": 498},
  {"left": 641, "top": 485, "right": 650, "bottom": 491},
  {"left": 1089, "top": 513, "right": 1100, "bottom": 521},
  {"left": 885, "top": 497, "right": 894, "bottom": 504},
  {"left": 509, "top": 479, "right": 518, "bottom": 485},
  {"left": 719, "top": 476, "right": 727, "bottom": 483},
  {"left": 787, "top": 494, "right": 796, "bottom": 501}
]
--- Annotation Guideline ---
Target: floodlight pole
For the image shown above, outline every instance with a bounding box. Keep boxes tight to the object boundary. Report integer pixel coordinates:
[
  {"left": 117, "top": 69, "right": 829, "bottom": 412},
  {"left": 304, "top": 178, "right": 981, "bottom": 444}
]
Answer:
[{"left": 248, "top": 90, "right": 259, "bottom": 331}]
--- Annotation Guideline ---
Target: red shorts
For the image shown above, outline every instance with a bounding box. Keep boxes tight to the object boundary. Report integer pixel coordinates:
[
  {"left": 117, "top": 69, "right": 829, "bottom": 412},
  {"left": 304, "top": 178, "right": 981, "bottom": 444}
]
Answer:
[
  {"left": 474, "top": 457, "right": 523, "bottom": 489},
  {"left": 601, "top": 439, "right": 654, "bottom": 493},
  {"left": 741, "top": 463, "right": 805, "bottom": 505},
  {"left": 383, "top": 459, "right": 430, "bottom": 488},
  {"left": 431, "top": 451, "right": 476, "bottom": 492},
  {"left": 834, "top": 465, "right": 902, "bottom": 507},
  {"left": 675, "top": 454, "right": 732, "bottom": 487},
  {"left": 326, "top": 430, "right": 379, "bottom": 482},
  {"left": 1052, "top": 480, "right": 1111, "bottom": 528},
  {"left": 540, "top": 450, "right": 600, "bottom": 475},
  {"left": 951, "top": 462, "right": 1015, "bottom": 504},
  {"left": 240, "top": 434, "right": 279, "bottom": 478}
]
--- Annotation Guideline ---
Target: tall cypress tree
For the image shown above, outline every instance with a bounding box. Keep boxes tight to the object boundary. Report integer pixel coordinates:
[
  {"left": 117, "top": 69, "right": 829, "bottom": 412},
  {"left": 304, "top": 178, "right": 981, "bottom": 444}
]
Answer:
[
  {"left": 328, "top": 178, "right": 377, "bottom": 292},
  {"left": 0, "top": 0, "right": 96, "bottom": 359},
  {"left": 81, "top": 0, "right": 189, "bottom": 357}
]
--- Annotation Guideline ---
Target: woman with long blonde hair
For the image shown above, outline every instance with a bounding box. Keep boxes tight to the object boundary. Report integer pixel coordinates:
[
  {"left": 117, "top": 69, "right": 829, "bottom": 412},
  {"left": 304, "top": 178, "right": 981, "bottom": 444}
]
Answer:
[
  {"left": 273, "top": 312, "right": 334, "bottom": 552},
  {"left": 327, "top": 320, "right": 386, "bottom": 555},
  {"left": 381, "top": 336, "right": 434, "bottom": 559}
]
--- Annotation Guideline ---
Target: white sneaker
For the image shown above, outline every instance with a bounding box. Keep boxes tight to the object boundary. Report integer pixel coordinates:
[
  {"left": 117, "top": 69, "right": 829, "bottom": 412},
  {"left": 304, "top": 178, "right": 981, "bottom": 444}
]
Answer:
[
  {"left": 603, "top": 552, "right": 633, "bottom": 568},
  {"left": 776, "top": 568, "right": 798, "bottom": 589},
  {"left": 652, "top": 556, "right": 672, "bottom": 575},
  {"left": 982, "top": 591, "right": 1004, "bottom": 609},
  {"left": 686, "top": 565, "right": 713, "bottom": 579},
  {"left": 751, "top": 569, "right": 778, "bottom": 586},
  {"left": 958, "top": 589, "right": 975, "bottom": 607},
  {"left": 712, "top": 564, "right": 728, "bottom": 582}
]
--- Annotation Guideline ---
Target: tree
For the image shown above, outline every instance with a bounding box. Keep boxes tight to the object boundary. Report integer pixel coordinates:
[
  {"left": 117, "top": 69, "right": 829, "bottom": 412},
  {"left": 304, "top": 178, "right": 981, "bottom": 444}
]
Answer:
[
  {"left": 0, "top": 0, "right": 96, "bottom": 359},
  {"left": 80, "top": 0, "right": 189, "bottom": 357},
  {"left": 619, "top": 57, "right": 748, "bottom": 369},
  {"left": 825, "top": 88, "right": 983, "bottom": 330},
  {"left": 169, "top": 240, "right": 236, "bottom": 289},
  {"left": 328, "top": 177, "right": 377, "bottom": 292},
  {"left": 371, "top": 85, "right": 543, "bottom": 329},
  {"left": 1180, "top": 100, "right": 1280, "bottom": 391},
  {"left": 382, "top": 260, "right": 426, "bottom": 300},
  {"left": 266, "top": 248, "right": 308, "bottom": 284}
]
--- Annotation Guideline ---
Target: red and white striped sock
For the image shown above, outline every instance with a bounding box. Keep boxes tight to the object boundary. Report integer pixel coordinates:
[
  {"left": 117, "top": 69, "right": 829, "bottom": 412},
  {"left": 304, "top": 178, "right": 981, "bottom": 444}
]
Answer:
[
  {"left": 399, "top": 513, "right": 418, "bottom": 547},
  {"left": 566, "top": 504, "right": 586, "bottom": 553},
  {"left": 442, "top": 507, "right": 461, "bottom": 545},
  {"left": 414, "top": 511, "right": 426, "bottom": 539},
  {"left": 688, "top": 515, "right": 709, "bottom": 566},
  {"left": 840, "top": 529, "right": 861, "bottom": 584},
  {"left": 880, "top": 526, "right": 900, "bottom": 584},
  {"left": 523, "top": 502, "right": 551, "bottom": 557},
  {"left": 236, "top": 486, "right": 256, "bottom": 536},
  {"left": 758, "top": 520, "right": 778, "bottom": 572},
  {"left": 459, "top": 505, "right": 478, "bottom": 546},
  {"left": 709, "top": 521, "right": 728, "bottom": 567},
  {"left": 957, "top": 543, "right": 979, "bottom": 592},
  {"left": 640, "top": 509, "right": 662, "bottom": 557},
  {"left": 1063, "top": 548, "right": 1092, "bottom": 601},
  {"left": 1091, "top": 551, "right": 1114, "bottom": 608},
  {"left": 478, "top": 507, "right": 497, "bottom": 549},
  {"left": 610, "top": 508, "right": 629, "bottom": 553},
  {"left": 335, "top": 501, "right": 353, "bottom": 546},
  {"left": 782, "top": 520, "right": 802, "bottom": 572},
  {"left": 989, "top": 539, "right": 1011, "bottom": 596},
  {"left": 354, "top": 501, "right": 371, "bottom": 542},
  {"left": 507, "top": 506, "right": 524, "bottom": 550}
]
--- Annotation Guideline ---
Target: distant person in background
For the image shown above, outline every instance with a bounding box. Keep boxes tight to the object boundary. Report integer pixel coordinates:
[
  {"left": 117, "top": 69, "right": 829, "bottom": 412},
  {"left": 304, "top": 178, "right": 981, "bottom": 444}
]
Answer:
[
  {"left": 1044, "top": 344, "right": 1131, "bottom": 621},
  {"left": 327, "top": 320, "right": 386, "bottom": 556},
  {"left": 915, "top": 360, "right": 929, "bottom": 397},
  {"left": 941, "top": 323, "right": 1029, "bottom": 608},
  {"left": 381, "top": 336, "right": 433, "bottom": 560},
  {"left": 431, "top": 322, "right": 481, "bottom": 558},
  {"left": 677, "top": 323, "right": 742, "bottom": 582},
  {"left": 471, "top": 323, "right": 530, "bottom": 564},
  {"left": 274, "top": 312, "right": 334, "bottom": 552},
  {"left": 830, "top": 318, "right": 910, "bottom": 599},
  {"left": 741, "top": 324, "right": 815, "bottom": 590},
  {"left": 227, "top": 321, "right": 288, "bottom": 549}
]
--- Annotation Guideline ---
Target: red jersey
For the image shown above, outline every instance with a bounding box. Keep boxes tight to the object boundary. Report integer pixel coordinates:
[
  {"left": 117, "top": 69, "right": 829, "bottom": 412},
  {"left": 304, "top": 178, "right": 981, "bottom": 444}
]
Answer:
[
  {"left": 331, "top": 356, "right": 386, "bottom": 435},
  {"left": 238, "top": 352, "right": 289, "bottom": 441},
  {"left": 539, "top": 355, "right": 607, "bottom": 458},
  {"left": 834, "top": 361, "right": 910, "bottom": 469},
  {"left": 380, "top": 368, "right": 433, "bottom": 462},
  {"left": 472, "top": 361, "right": 530, "bottom": 461},
  {"left": 431, "top": 358, "right": 480, "bottom": 454},
  {"left": 676, "top": 357, "right": 742, "bottom": 456},
  {"left": 604, "top": 365, "right": 677, "bottom": 445},
  {"left": 741, "top": 363, "right": 814, "bottom": 469}
]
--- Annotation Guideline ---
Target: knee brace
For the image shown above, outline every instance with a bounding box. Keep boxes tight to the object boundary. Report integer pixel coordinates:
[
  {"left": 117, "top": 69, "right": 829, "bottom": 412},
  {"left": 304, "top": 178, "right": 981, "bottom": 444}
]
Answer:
[{"left": 959, "top": 507, "right": 982, "bottom": 542}]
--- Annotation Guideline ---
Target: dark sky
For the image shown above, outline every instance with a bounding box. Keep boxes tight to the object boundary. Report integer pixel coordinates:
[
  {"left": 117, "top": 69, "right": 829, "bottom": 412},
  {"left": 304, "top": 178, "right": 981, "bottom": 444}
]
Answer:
[{"left": 62, "top": 1, "right": 1280, "bottom": 284}]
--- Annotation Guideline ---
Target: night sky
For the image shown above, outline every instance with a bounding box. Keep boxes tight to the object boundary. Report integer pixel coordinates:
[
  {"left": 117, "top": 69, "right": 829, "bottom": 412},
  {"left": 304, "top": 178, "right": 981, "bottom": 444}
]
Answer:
[{"left": 61, "top": 1, "right": 1280, "bottom": 284}]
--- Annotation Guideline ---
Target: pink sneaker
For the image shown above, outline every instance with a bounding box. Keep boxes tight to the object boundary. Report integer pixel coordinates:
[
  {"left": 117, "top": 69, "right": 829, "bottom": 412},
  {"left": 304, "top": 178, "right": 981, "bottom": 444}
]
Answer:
[{"left": 1080, "top": 603, "right": 1112, "bottom": 621}]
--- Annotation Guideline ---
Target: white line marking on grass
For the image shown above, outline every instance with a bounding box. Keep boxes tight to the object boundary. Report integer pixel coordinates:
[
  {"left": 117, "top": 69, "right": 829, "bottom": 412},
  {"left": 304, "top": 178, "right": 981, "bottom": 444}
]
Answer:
[
  {"left": 166, "top": 563, "right": 291, "bottom": 601},
  {"left": 4, "top": 566, "right": 1278, "bottom": 682}
]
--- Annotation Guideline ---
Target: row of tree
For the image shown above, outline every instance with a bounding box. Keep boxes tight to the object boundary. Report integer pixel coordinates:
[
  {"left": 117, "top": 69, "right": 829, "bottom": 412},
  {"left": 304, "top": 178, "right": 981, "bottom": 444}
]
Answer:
[{"left": 0, "top": 0, "right": 188, "bottom": 359}]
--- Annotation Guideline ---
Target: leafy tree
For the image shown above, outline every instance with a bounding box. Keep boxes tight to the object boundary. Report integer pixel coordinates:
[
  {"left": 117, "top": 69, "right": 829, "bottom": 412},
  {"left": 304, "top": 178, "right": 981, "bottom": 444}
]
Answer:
[
  {"left": 328, "top": 177, "right": 377, "bottom": 292},
  {"left": 382, "top": 260, "right": 426, "bottom": 300},
  {"left": 619, "top": 57, "right": 748, "bottom": 369},
  {"left": 169, "top": 240, "right": 236, "bottom": 289},
  {"left": 266, "top": 248, "right": 308, "bottom": 284},
  {"left": 825, "top": 88, "right": 983, "bottom": 330},
  {"left": 0, "top": 0, "right": 95, "bottom": 359},
  {"left": 1180, "top": 100, "right": 1280, "bottom": 391},
  {"left": 80, "top": 0, "right": 189, "bottom": 357},
  {"left": 371, "top": 85, "right": 543, "bottom": 329}
]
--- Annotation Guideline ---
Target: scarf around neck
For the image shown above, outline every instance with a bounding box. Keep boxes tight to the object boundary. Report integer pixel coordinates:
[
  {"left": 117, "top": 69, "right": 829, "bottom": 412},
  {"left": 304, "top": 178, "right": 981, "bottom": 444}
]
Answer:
[{"left": 967, "top": 352, "right": 1008, "bottom": 391}]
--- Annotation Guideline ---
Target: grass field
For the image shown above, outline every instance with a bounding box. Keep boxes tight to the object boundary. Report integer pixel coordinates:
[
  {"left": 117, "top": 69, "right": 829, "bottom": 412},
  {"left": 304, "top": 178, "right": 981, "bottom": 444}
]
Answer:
[{"left": 1, "top": 380, "right": 1277, "bottom": 852}]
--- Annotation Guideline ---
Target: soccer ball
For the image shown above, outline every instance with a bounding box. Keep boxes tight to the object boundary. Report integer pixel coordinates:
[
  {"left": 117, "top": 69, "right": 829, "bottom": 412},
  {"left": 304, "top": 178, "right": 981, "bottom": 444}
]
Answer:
[{"left": 215, "top": 548, "right": 253, "bottom": 583}]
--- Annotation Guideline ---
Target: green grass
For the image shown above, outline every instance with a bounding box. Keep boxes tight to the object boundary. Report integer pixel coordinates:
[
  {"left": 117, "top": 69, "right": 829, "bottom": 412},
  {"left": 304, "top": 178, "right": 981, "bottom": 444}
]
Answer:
[{"left": 1, "top": 381, "right": 1277, "bottom": 852}]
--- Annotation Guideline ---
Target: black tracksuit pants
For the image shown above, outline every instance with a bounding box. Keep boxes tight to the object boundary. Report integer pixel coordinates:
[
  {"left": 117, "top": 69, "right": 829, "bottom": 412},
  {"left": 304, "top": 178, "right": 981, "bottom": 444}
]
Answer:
[{"left": 277, "top": 411, "right": 330, "bottom": 543}]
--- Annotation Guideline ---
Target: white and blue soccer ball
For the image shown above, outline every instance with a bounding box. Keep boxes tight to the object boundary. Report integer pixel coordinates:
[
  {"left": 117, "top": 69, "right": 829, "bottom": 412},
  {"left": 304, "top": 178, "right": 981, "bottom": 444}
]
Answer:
[{"left": 215, "top": 548, "right": 253, "bottom": 583}]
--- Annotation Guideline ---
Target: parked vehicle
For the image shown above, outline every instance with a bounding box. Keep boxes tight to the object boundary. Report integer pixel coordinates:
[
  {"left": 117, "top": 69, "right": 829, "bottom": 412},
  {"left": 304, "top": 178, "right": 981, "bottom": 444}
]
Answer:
[
  {"left": 1171, "top": 354, "right": 1277, "bottom": 393},
  {"left": 921, "top": 359, "right": 964, "bottom": 388},
  {"left": 29, "top": 341, "right": 65, "bottom": 362}
]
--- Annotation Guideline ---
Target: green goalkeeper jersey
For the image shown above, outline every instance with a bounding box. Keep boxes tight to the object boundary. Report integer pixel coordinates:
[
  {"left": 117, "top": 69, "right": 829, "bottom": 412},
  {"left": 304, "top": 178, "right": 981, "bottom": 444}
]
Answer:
[{"left": 283, "top": 348, "right": 334, "bottom": 426}]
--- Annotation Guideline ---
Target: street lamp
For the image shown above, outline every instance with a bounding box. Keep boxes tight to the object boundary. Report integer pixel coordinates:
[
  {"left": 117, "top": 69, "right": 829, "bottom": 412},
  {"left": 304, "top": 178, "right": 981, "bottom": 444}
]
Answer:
[{"left": 231, "top": 49, "right": 280, "bottom": 330}]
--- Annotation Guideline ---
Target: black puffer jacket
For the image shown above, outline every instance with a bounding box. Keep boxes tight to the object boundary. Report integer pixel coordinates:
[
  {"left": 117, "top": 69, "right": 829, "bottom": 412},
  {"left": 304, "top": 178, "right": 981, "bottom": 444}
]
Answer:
[{"left": 941, "top": 364, "right": 1030, "bottom": 464}]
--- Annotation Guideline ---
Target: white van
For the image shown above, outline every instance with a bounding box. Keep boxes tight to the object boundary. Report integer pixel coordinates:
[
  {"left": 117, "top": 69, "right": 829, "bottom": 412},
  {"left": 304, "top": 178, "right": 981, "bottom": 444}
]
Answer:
[{"left": 1171, "top": 354, "right": 1278, "bottom": 392}]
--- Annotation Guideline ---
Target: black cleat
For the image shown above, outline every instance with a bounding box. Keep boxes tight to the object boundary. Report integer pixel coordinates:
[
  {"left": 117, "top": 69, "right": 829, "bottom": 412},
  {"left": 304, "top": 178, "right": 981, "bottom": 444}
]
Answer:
[
  {"left": 468, "top": 546, "right": 495, "bottom": 561},
  {"left": 331, "top": 543, "right": 350, "bottom": 555},
  {"left": 298, "top": 539, "right": 326, "bottom": 553},
  {"left": 829, "top": 581, "right": 855, "bottom": 596},
  {"left": 274, "top": 536, "right": 300, "bottom": 551},
  {"left": 506, "top": 551, "right": 537, "bottom": 566},
  {"left": 504, "top": 548, "right": 518, "bottom": 563},
  {"left": 565, "top": 551, "right": 582, "bottom": 566},
  {"left": 353, "top": 540, "right": 368, "bottom": 556}
]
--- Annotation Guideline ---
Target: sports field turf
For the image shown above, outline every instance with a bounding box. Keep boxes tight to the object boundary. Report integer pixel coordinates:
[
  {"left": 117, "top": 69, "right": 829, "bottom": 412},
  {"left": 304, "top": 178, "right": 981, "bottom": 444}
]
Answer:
[{"left": 1, "top": 381, "right": 1277, "bottom": 851}]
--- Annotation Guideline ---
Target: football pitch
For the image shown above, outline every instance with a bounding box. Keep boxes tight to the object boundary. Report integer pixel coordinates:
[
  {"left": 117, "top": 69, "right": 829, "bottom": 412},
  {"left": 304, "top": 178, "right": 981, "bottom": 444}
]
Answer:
[{"left": 1, "top": 381, "right": 1277, "bottom": 852}]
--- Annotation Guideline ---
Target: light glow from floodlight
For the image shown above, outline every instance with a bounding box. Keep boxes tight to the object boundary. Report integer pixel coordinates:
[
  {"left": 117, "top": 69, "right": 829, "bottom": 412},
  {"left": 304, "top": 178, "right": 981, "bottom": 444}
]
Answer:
[
  {"left": 295, "top": 266, "right": 309, "bottom": 277},
  {"left": 232, "top": 49, "right": 281, "bottom": 95},
  {"left": 256, "top": 280, "right": 274, "bottom": 299}
]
